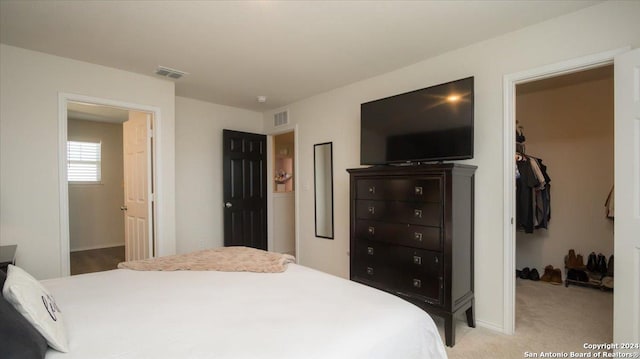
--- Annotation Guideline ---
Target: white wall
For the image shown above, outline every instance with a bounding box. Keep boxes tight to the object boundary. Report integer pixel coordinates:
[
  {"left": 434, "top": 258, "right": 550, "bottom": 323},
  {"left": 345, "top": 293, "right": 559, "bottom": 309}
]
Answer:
[
  {"left": 273, "top": 193, "right": 295, "bottom": 254},
  {"left": 175, "top": 96, "right": 263, "bottom": 253},
  {"left": 262, "top": 1, "right": 640, "bottom": 332},
  {"left": 515, "top": 73, "right": 614, "bottom": 276},
  {"left": 0, "top": 44, "right": 176, "bottom": 279},
  {"left": 67, "top": 119, "right": 125, "bottom": 251}
]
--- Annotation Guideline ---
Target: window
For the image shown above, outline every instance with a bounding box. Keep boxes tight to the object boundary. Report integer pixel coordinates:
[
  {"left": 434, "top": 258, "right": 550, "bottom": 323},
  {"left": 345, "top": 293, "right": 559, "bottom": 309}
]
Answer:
[{"left": 67, "top": 140, "right": 101, "bottom": 183}]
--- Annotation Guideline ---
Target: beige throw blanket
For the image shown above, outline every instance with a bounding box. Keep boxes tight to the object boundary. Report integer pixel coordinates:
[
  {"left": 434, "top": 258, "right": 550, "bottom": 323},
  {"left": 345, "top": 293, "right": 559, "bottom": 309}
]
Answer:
[{"left": 117, "top": 246, "right": 296, "bottom": 273}]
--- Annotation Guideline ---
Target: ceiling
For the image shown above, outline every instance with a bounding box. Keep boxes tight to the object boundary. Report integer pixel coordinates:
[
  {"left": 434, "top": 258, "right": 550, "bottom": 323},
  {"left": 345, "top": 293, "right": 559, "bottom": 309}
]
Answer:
[
  {"left": 517, "top": 64, "right": 613, "bottom": 95},
  {"left": 0, "top": 1, "right": 601, "bottom": 111},
  {"left": 67, "top": 102, "right": 129, "bottom": 124}
]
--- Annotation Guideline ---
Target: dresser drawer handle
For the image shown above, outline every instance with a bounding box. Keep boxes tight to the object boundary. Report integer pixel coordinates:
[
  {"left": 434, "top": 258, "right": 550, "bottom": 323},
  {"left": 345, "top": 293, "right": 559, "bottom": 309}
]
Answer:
[
  {"left": 368, "top": 206, "right": 376, "bottom": 214},
  {"left": 435, "top": 257, "right": 439, "bottom": 264},
  {"left": 366, "top": 267, "right": 374, "bottom": 276},
  {"left": 414, "top": 232, "right": 423, "bottom": 241},
  {"left": 367, "top": 247, "right": 374, "bottom": 255},
  {"left": 368, "top": 186, "right": 376, "bottom": 194},
  {"left": 413, "top": 256, "right": 422, "bottom": 265},
  {"left": 415, "top": 186, "right": 423, "bottom": 195},
  {"left": 414, "top": 209, "right": 422, "bottom": 218},
  {"left": 368, "top": 226, "right": 375, "bottom": 235},
  {"left": 413, "top": 279, "right": 422, "bottom": 288}
]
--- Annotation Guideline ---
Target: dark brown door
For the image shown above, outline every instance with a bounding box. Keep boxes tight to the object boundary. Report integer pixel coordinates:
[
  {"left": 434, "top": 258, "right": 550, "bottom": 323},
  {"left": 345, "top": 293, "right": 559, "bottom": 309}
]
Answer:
[{"left": 223, "top": 129, "right": 267, "bottom": 250}]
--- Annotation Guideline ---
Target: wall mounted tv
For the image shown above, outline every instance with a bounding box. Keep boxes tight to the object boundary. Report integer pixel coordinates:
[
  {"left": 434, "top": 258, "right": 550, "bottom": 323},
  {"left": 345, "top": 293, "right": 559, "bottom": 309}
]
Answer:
[{"left": 360, "top": 77, "right": 474, "bottom": 165}]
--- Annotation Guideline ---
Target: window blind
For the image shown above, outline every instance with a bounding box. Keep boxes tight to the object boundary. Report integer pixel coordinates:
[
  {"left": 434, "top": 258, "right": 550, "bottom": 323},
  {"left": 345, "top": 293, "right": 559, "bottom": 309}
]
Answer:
[{"left": 67, "top": 140, "right": 101, "bottom": 182}]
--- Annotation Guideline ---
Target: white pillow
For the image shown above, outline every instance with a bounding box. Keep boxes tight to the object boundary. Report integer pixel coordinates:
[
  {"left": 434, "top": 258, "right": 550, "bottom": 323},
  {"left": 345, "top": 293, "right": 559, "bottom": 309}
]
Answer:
[{"left": 2, "top": 265, "right": 69, "bottom": 352}]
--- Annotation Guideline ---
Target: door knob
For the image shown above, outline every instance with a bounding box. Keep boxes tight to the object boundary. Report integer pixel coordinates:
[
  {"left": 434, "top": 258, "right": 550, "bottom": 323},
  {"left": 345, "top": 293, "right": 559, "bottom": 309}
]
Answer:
[
  {"left": 120, "top": 206, "right": 128, "bottom": 211},
  {"left": 225, "top": 202, "right": 232, "bottom": 208}
]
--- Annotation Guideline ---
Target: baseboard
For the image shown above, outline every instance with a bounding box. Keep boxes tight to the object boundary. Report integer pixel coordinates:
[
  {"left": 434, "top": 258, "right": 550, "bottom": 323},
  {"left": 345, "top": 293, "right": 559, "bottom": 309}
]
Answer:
[
  {"left": 70, "top": 243, "right": 124, "bottom": 253},
  {"left": 476, "top": 319, "right": 506, "bottom": 334}
]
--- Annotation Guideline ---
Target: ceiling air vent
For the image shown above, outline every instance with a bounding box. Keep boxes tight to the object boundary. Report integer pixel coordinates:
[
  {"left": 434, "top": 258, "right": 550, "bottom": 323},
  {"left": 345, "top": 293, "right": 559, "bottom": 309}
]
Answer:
[
  {"left": 155, "top": 66, "right": 188, "bottom": 80},
  {"left": 274, "top": 111, "right": 289, "bottom": 127}
]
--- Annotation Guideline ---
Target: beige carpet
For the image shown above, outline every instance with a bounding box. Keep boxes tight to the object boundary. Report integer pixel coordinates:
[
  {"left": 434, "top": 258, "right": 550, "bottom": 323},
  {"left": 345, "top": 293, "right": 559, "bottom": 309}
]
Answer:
[{"left": 434, "top": 278, "right": 613, "bottom": 358}]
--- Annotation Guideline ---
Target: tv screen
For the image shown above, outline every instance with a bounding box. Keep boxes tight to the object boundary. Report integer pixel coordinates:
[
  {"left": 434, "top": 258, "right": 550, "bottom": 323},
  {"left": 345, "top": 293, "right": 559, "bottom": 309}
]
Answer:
[{"left": 360, "top": 77, "right": 474, "bottom": 165}]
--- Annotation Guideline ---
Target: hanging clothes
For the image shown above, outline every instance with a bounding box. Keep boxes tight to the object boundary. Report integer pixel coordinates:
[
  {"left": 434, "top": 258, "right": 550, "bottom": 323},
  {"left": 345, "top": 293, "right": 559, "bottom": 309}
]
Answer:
[
  {"left": 533, "top": 157, "right": 551, "bottom": 229},
  {"left": 516, "top": 155, "right": 538, "bottom": 233},
  {"left": 516, "top": 123, "right": 526, "bottom": 154},
  {"left": 515, "top": 127, "right": 551, "bottom": 233},
  {"left": 516, "top": 155, "right": 551, "bottom": 232}
]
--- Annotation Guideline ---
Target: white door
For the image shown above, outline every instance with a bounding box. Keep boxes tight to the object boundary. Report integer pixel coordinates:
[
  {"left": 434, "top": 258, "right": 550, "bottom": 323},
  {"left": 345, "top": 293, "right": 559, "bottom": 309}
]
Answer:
[
  {"left": 123, "top": 111, "right": 153, "bottom": 261},
  {"left": 614, "top": 48, "right": 640, "bottom": 345}
]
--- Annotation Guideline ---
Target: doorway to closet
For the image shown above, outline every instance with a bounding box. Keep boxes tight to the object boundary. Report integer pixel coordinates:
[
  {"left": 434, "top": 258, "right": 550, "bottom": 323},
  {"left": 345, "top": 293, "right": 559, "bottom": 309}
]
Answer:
[
  {"left": 271, "top": 131, "right": 296, "bottom": 256},
  {"left": 514, "top": 65, "right": 614, "bottom": 343}
]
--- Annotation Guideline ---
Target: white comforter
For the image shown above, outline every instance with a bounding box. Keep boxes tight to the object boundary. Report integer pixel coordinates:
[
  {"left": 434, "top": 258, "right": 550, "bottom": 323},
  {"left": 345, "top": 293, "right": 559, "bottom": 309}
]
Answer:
[{"left": 42, "top": 264, "right": 447, "bottom": 359}]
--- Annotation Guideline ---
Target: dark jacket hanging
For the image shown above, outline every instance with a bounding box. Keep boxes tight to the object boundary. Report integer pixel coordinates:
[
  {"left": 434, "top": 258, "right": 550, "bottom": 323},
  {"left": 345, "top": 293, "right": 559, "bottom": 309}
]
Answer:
[{"left": 516, "top": 158, "right": 538, "bottom": 233}]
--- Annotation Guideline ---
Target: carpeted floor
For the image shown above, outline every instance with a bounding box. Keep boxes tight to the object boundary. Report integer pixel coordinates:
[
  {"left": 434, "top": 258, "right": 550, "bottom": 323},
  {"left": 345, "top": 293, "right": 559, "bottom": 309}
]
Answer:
[
  {"left": 70, "top": 246, "right": 125, "bottom": 275},
  {"left": 437, "top": 278, "right": 613, "bottom": 358}
]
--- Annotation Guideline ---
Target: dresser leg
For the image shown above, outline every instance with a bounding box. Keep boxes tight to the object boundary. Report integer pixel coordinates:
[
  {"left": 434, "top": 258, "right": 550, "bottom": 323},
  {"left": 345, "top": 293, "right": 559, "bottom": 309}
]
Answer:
[
  {"left": 465, "top": 304, "right": 476, "bottom": 328},
  {"left": 444, "top": 314, "right": 455, "bottom": 347}
]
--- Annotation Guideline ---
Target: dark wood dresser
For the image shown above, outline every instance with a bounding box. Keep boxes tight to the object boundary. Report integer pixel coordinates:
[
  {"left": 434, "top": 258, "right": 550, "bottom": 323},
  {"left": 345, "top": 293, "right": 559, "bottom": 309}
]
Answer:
[{"left": 347, "top": 163, "right": 476, "bottom": 347}]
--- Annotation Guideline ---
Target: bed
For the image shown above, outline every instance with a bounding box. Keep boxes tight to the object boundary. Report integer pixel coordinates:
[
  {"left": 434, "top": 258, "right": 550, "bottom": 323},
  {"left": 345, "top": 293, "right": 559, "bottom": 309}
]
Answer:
[{"left": 37, "top": 263, "right": 447, "bottom": 358}]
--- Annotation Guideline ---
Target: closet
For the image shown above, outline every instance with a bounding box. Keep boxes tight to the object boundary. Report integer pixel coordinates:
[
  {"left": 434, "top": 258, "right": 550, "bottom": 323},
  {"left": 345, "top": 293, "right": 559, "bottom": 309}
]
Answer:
[
  {"left": 272, "top": 132, "right": 295, "bottom": 256},
  {"left": 515, "top": 65, "right": 614, "bottom": 279}
]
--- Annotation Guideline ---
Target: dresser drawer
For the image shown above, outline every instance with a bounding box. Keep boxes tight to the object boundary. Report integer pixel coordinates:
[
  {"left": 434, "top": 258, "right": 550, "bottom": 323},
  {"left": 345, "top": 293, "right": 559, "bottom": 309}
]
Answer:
[
  {"left": 356, "top": 200, "right": 441, "bottom": 227},
  {"left": 352, "top": 263, "right": 442, "bottom": 305},
  {"left": 394, "top": 272, "right": 442, "bottom": 305},
  {"left": 352, "top": 262, "right": 395, "bottom": 285},
  {"left": 356, "top": 178, "right": 441, "bottom": 202},
  {"left": 355, "top": 239, "right": 442, "bottom": 274},
  {"left": 353, "top": 240, "right": 442, "bottom": 304},
  {"left": 354, "top": 220, "right": 441, "bottom": 251}
]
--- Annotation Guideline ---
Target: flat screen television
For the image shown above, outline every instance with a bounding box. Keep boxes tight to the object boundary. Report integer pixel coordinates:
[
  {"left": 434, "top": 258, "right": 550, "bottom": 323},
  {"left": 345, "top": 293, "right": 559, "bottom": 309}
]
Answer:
[{"left": 360, "top": 77, "right": 474, "bottom": 165}]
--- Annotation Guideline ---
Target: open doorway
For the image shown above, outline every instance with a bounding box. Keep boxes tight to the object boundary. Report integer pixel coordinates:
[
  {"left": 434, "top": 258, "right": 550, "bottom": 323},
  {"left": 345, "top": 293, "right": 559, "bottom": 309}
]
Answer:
[
  {"left": 66, "top": 101, "right": 155, "bottom": 275},
  {"left": 272, "top": 131, "right": 295, "bottom": 256},
  {"left": 513, "top": 65, "right": 614, "bottom": 345},
  {"left": 504, "top": 47, "right": 640, "bottom": 348}
]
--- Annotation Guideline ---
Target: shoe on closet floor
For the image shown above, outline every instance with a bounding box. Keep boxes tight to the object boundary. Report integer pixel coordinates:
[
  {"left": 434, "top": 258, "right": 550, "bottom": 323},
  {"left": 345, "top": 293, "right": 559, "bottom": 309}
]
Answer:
[
  {"left": 587, "top": 271, "right": 602, "bottom": 285},
  {"left": 587, "top": 252, "right": 597, "bottom": 271},
  {"left": 540, "top": 265, "right": 553, "bottom": 282},
  {"left": 529, "top": 268, "right": 540, "bottom": 281},
  {"left": 565, "top": 249, "right": 578, "bottom": 268},
  {"left": 567, "top": 268, "right": 588, "bottom": 282},
  {"left": 607, "top": 255, "right": 614, "bottom": 276},
  {"left": 587, "top": 252, "right": 597, "bottom": 272},
  {"left": 597, "top": 253, "right": 608, "bottom": 275},
  {"left": 550, "top": 268, "right": 563, "bottom": 285},
  {"left": 519, "top": 267, "right": 530, "bottom": 280},
  {"left": 575, "top": 254, "right": 586, "bottom": 269},
  {"left": 575, "top": 269, "right": 589, "bottom": 282},
  {"left": 601, "top": 276, "right": 614, "bottom": 289}
]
